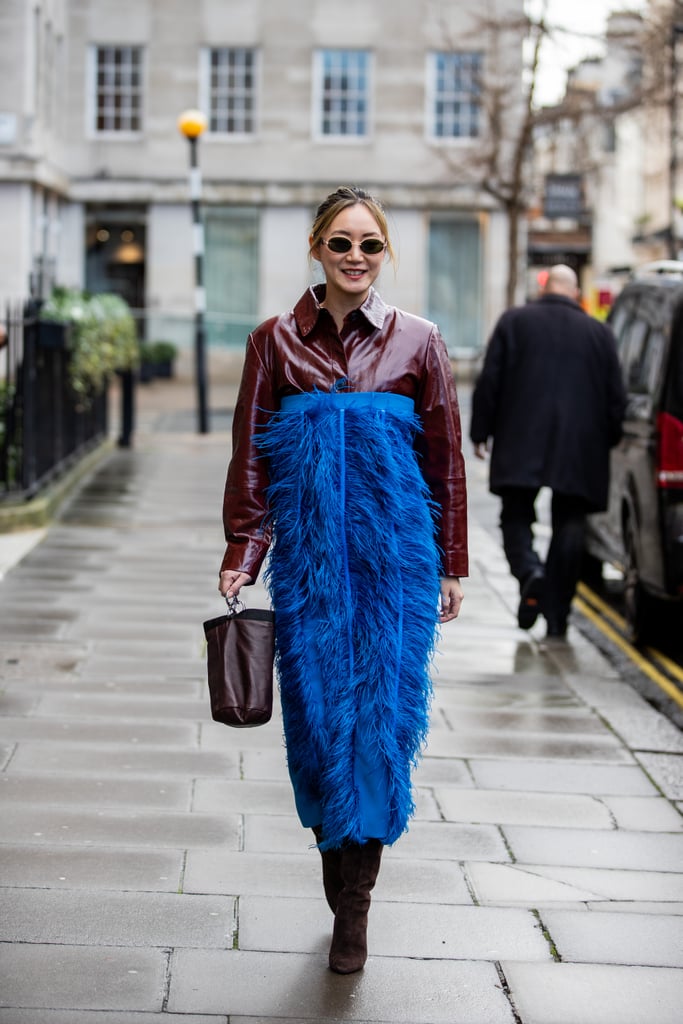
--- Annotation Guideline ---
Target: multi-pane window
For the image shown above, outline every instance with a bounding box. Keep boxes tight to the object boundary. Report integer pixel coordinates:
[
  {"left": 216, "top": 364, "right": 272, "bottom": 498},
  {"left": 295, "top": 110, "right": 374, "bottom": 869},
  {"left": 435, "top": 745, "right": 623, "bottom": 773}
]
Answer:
[
  {"left": 430, "top": 52, "right": 482, "bottom": 139},
  {"left": 317, "top": 49, "right": 370, "bottom": 137},
  {"left": 208, "top": 48, "right": 256, "bottom": 134},
  {"left": 94, "top": 46, "right": 143, "bottom": 133}
]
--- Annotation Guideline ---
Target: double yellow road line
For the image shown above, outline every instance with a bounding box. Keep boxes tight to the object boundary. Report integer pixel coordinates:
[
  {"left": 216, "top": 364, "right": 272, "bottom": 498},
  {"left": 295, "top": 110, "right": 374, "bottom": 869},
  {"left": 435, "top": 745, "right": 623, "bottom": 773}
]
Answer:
[{"left": 574, "top": 582, "right": 683, "bottom": 710}]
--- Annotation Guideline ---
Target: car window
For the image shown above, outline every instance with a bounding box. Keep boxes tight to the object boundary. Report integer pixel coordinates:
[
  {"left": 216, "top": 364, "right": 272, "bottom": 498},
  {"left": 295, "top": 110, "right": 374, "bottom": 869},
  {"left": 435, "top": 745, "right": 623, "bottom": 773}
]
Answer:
[
  {"left": 610, "top": 284, "right": 683, "bottom": 416},
  {"left": 609, "top": 294, "right": 637, "bottom": 354},
  {"left": 621, "top": 317, "right": 649, "bottom": 391},
  {"left": 642, "top": 329, "right": 667, "bottom": 399}
]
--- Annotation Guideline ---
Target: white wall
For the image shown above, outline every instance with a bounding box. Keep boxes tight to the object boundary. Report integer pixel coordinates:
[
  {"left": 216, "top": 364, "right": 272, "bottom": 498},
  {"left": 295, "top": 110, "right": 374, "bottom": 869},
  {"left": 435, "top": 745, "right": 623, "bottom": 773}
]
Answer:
[
  {"left": 57, "top": 201, "right": 85, "bottom": 290},
  {"left": 378, "top": 209, "right": 425, "bottom": 316},
  {"left": 0, "top": 184, "right": 32, "bottom": 303},
  {"left": 480, "top": 209, "right": 509, "bottom": 336},
  {"left": 259, "top": 206, "right": 312, "bottom": 322},
  {"left": 146, "top": 203, "right": 195, "bottom": 345}
]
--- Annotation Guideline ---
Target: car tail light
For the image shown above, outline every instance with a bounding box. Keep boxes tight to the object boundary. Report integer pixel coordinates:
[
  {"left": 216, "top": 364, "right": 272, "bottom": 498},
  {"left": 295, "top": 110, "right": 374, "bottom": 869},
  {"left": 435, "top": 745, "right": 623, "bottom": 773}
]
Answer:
[{"left": 657, "top": 411, "right": 683, "bottom": 487}]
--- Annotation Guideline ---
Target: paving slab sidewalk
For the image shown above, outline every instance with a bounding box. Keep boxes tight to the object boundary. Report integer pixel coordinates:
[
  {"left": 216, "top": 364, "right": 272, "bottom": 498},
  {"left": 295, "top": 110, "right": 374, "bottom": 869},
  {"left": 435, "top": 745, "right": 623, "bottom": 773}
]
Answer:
[{"left": 0, "top": 373, "right": 681, "bottom": 1024}]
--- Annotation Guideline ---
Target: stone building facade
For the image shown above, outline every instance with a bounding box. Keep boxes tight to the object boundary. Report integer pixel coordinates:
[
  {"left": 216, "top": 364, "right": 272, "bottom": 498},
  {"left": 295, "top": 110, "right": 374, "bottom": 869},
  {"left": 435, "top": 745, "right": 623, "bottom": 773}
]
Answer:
[
  {"left": 0, "top": 0, "right": 524, "bottom": 356},
  {"left": 526, "top": 6, "right": 681, "bottom": 313}
]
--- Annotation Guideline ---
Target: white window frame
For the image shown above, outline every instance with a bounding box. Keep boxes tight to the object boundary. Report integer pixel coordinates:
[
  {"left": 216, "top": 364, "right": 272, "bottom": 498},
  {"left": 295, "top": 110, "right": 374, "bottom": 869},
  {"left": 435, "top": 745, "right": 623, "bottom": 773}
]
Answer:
[
  {"left": 426, "top": 51, "right": 482, "bottom": 143},
  {"left": 87, "top": 44, "right": 144, "bottom": 139},
  {"left": 200, "top": 46, "right": 259, "bottom": 139},
  {"left": 312, "top": 48, "right": 373, "bottom": 142}
]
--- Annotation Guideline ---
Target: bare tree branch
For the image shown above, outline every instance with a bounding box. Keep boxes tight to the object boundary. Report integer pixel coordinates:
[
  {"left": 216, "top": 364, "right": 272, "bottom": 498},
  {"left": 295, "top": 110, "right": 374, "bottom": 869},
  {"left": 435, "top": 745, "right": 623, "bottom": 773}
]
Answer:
[{"left": 430, "top": 1, "right": 655, "bottom": 305}]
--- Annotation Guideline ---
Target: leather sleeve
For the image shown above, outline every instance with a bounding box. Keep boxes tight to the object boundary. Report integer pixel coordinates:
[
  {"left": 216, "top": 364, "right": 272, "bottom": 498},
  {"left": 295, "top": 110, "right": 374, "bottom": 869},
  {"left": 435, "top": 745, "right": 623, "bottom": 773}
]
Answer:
[
  {"left": 219, "top": 335, "right": 275, "bottom": 581},
  {"left": 414, "top": 327, "right": 469, "bottom": 577}
]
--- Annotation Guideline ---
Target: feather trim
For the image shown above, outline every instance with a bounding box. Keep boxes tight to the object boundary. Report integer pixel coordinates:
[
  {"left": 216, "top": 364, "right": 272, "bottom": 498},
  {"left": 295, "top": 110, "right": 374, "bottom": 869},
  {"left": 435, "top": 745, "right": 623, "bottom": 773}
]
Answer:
[{"left": 257, "top": 391, "right": 440, "bottom": 849}]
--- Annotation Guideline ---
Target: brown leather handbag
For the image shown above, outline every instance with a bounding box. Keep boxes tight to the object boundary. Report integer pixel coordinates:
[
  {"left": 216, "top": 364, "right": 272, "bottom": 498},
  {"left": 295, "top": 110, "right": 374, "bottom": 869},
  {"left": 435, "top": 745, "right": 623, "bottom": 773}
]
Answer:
[{"left": 203, "top": 598, "right": 275, "bottom": 727}]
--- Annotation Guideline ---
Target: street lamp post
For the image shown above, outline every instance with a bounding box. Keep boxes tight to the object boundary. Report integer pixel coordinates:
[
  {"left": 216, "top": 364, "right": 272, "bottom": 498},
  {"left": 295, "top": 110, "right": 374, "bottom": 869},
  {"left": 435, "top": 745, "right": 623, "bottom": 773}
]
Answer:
[{"left": 178, "top": 108, "right": 209, "bottom": 433}]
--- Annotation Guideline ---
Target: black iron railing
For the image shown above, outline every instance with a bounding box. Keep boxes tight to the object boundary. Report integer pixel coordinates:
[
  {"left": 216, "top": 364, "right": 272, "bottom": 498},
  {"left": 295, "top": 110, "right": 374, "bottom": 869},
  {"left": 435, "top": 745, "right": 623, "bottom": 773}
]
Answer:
[{"left": 0, "top": 302, "right": 108, "bottom": 501}]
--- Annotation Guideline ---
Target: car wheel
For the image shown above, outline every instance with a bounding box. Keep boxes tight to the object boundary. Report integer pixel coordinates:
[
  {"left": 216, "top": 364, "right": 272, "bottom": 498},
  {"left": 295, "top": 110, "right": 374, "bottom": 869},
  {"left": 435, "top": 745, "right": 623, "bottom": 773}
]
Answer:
[{"left": 623, "top": 529, "right": 659, "bottom": 646}]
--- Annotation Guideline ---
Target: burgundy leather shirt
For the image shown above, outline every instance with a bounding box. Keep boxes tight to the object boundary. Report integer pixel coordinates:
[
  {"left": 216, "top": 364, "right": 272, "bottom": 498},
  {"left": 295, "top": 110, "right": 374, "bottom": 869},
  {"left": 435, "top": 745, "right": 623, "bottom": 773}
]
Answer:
[{"left": 220, "top": 285, "right": 468, "bottom": 580}]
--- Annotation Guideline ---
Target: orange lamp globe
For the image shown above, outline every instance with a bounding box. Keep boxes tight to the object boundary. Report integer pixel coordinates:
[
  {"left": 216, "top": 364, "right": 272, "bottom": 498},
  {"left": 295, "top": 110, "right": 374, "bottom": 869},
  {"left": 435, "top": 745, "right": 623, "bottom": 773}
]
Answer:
[{"left": 178, "top": 109, "right": 207, "bottom": 140}]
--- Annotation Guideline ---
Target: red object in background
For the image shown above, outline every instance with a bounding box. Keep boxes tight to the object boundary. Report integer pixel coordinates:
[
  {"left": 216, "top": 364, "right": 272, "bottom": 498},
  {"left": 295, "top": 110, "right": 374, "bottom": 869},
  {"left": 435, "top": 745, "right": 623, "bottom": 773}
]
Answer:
[
  {"left": 537, "top": 269, "right": 549, "bottom": 289},
  {"left": 598, "top": 289, "right": 613, "bottom": 307},
  {"left": 657, "top": 411, "right": 683, "bottom": 487}
]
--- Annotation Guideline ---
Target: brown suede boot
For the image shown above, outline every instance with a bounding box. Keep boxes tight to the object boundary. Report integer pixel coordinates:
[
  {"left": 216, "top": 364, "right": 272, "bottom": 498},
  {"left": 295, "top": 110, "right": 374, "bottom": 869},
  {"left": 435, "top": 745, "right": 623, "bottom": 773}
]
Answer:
[
  {"left": 328, "top": 839, "right": 383, "bottom": 974},
  {"left": 312, "top": 826, "right": 344, "bottom": 914}
]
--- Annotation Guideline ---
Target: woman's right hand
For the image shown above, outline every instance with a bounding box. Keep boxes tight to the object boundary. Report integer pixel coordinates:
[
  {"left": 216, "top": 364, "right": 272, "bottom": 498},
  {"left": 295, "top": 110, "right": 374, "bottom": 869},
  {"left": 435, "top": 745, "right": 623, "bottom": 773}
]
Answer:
[{"left": 219, "top": 570, "right": 253, "bottom": 598}]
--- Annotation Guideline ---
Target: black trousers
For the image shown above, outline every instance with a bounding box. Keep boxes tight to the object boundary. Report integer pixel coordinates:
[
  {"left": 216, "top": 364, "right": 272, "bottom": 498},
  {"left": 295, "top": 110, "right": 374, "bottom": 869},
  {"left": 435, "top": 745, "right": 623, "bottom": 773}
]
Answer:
[{"left": 499, "top": 487, "right": 590, "bottom": 629}]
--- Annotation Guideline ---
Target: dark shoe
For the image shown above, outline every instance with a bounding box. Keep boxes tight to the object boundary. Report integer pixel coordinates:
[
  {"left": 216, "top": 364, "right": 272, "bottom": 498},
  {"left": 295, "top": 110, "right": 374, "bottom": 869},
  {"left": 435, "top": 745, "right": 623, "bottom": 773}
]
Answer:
[
  {"left": 312, "top": 826, "right": 344, "bottom": 914},
  {"left": 329, "top": 839, "right": 383, "bottom": 974},
  {"left": 517, "top": 570, "right": 545, "bottom": 630}
]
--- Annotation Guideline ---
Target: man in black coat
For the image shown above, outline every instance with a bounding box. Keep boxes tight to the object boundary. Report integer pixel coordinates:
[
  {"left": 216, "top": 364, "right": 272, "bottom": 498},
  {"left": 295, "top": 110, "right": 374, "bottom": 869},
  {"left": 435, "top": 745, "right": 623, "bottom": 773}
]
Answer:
[{"left": 470, "top": 265, "right": 626, "bottom": 638}]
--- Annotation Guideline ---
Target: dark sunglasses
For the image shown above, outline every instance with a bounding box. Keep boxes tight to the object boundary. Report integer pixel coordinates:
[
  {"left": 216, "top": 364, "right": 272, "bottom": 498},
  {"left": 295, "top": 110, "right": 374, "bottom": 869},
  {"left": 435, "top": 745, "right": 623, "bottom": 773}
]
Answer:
[{"left": 322, "top": 236, "right": 386, "bottom": 255}]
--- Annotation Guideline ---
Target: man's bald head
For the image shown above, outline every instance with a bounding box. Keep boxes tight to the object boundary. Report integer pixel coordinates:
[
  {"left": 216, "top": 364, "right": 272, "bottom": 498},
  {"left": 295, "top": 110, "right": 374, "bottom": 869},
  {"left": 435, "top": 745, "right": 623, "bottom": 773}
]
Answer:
[{"left": 543, "top": 264, "right": 579, "bottom": 300}]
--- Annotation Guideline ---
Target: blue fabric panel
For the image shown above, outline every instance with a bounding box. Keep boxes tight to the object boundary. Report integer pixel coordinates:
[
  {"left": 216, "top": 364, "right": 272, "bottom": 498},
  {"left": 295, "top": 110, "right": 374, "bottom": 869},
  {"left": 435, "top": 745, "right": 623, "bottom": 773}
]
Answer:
[{"left": 257, "top": 390, "right": 440, "bottom": 849}]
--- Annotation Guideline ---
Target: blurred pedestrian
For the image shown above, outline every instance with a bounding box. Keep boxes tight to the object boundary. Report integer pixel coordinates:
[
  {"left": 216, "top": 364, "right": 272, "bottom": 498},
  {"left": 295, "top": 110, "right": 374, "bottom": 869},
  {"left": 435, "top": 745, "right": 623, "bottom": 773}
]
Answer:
[
  {"left": 470, "top": 264, "right": 626, "bottom": 639},
  {"left": 218, "top": 185, "right": 468, "bottom": 973}
]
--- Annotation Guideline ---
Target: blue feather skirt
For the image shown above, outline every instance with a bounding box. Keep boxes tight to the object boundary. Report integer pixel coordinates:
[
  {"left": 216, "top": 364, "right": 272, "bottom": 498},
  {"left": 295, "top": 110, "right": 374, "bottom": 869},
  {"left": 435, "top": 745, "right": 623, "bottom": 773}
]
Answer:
[{"left": 257, "top": 391, "right": 440, "bottom": 849}]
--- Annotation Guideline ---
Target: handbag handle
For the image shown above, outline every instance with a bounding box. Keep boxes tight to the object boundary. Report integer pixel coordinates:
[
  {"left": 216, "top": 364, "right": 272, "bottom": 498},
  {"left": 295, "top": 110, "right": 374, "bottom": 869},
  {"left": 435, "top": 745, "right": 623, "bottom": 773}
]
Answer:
[{"left": 225, "top": 594, "right": 246, "bottom": 617}]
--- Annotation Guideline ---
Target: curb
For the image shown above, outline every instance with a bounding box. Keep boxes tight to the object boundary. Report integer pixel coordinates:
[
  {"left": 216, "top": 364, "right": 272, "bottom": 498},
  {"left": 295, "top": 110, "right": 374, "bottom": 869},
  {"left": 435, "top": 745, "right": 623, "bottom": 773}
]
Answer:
[{"left": 0, "top": 439, "right": 114, "bottom": 533}]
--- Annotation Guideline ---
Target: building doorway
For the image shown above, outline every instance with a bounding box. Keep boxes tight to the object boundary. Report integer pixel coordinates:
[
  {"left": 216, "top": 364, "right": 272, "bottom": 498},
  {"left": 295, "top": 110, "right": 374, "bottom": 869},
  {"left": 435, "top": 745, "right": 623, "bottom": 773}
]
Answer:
[{"left": 85, "top": 205, "right": 146, "bottom": 330}]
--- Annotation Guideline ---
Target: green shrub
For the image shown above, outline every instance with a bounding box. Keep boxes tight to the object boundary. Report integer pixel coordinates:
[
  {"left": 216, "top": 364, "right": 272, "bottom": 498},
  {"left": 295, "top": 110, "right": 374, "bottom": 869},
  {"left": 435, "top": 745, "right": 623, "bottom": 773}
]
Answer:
[
  {"left": 139, "top": 341, "right": 155, "bottom": 364},
  {"left": 149, "top": 340, "right": 178, "bottom": 363},
  {"left": 0, "top": 380, "right": 19, "bottom": 488},
  {"left": 40, "top": 288, "right": 139, "bottom": 399}
]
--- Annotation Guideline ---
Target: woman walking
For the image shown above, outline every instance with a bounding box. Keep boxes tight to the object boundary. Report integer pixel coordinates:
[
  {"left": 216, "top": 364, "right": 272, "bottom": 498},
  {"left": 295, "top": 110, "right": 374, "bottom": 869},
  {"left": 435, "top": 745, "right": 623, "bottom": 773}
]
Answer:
[{"left": 218, "top": 185, "right": 468, "bottom": 973}]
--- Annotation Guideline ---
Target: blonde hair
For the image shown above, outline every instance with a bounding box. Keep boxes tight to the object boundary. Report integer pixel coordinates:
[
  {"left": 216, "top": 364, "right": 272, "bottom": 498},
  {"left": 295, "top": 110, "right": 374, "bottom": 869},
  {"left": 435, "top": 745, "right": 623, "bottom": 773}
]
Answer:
[{"left": 309, "top": 186, "right": 396, "bottom": 267}]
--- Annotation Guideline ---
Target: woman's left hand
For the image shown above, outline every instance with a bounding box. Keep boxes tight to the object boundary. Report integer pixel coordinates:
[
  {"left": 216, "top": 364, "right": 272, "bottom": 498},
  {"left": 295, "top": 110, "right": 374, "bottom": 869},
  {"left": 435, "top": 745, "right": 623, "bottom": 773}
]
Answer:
[
  {"left": 219, "top": 570, "right": 253, "bottom": 598},
  {"left": 439, "top": 577, "right": 463, "bottom": 622}
]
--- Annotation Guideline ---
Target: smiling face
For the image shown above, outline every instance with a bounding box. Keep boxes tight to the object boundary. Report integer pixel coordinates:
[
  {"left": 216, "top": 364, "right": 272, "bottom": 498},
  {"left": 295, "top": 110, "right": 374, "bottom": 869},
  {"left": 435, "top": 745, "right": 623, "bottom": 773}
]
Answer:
[{"left": 311, "top": 203, "right": 387, "bottom": 311}]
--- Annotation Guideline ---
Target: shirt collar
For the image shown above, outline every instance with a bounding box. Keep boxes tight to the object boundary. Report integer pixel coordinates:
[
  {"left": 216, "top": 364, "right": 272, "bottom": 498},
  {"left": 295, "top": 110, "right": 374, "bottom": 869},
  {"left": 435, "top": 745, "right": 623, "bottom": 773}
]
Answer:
[{"left": 294, "top": 284, "right": 388, "bottom": 337}]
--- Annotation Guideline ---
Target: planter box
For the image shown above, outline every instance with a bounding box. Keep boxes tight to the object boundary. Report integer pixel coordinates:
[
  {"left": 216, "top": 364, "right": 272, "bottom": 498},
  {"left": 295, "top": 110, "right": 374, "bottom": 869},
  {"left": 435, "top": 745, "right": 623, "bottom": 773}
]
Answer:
[
  {"left": 153, "top": 359, "right": 174, "bottom": 379},
  {"left": 138, "top": 361, "right": 155, "bottom": 383},
  {"left": 139, "top": 359, "right": 175, "bottom": 381},
  {"left": 38, "top": 321, "right": 72, "bottom": 350}
]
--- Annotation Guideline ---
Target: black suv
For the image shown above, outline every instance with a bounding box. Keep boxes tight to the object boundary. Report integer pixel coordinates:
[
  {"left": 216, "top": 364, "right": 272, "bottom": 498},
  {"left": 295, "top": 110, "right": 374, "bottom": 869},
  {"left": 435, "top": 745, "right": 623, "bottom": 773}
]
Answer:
[{"left": 583, "top": 261, "right": 683, "bottom": 644}]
